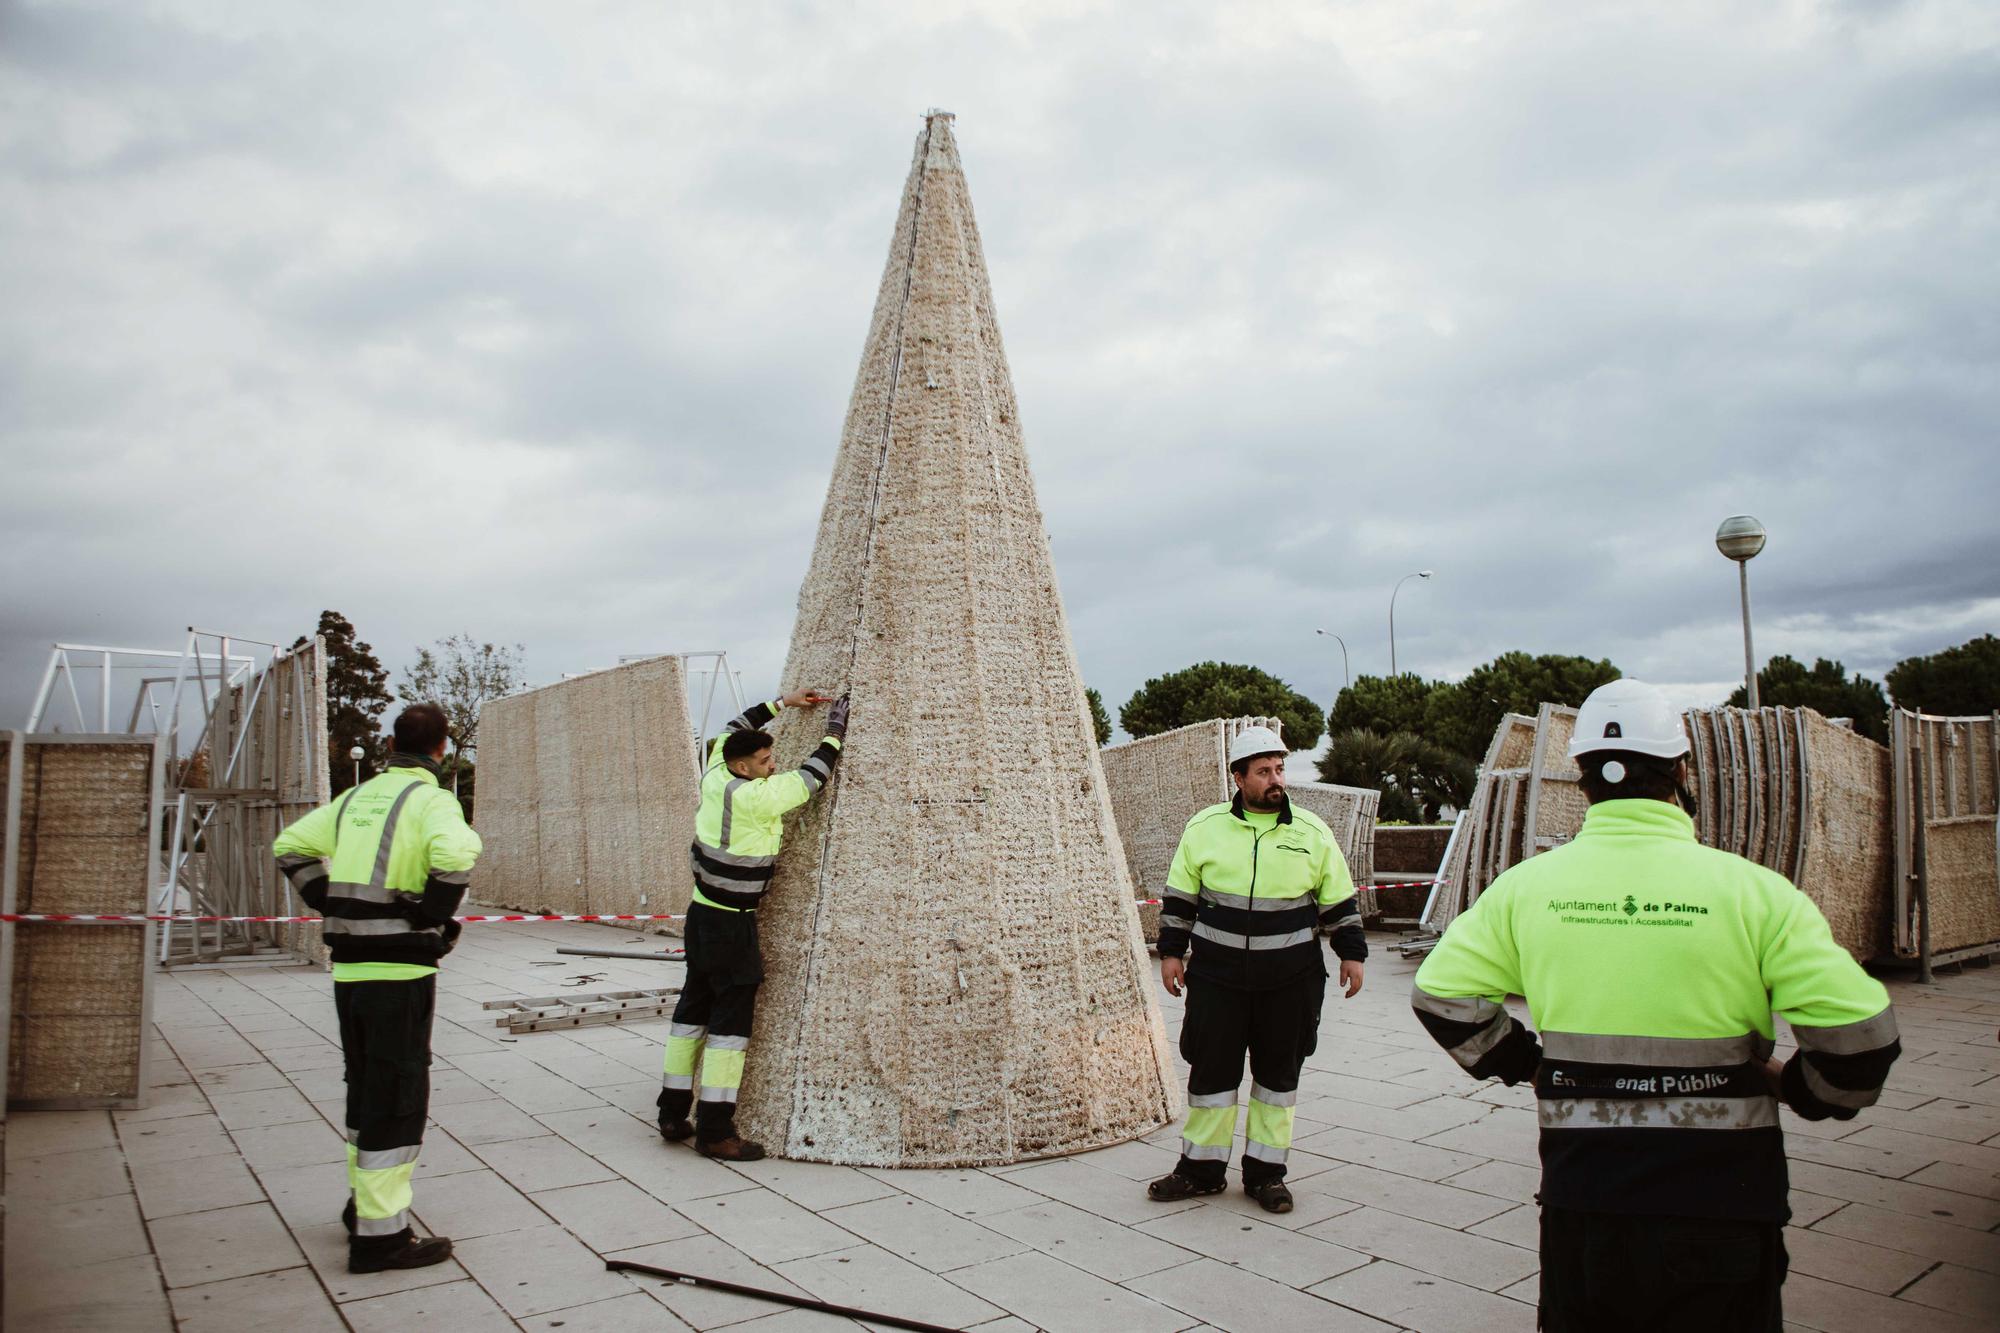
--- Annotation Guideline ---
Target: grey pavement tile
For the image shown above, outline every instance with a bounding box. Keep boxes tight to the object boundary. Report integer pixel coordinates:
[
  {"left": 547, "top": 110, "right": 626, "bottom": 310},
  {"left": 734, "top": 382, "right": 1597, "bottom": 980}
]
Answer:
[
  {"left": 1904, "top": 1158, "right": 2000, "bottom": 1197},
  {"left": 4, "top": 1144, "right": 137, "bottom": 1204},
  {"left": 430, "top": 1066, "right": 502, "bottom": 1106},
  {"left": 1900, "top": 1262, "right": 2000, "bottom": 1320},
  {"left": 1294, "top": 1122, "right": 1491, "bottom": 1180},
  {"left": 412, "top": 1166, "right": 553, "bottom": 1239},
  {"left": 340, "top": 1277, "right": 519, "bottom": 1332},
  {"left": 676, "top": 1186, "right": 866, "bottom": 1265},
  {"left": 415, "top": 1126, "right": 486, "bottom": 1175},
  {"left": 1137, "top": 1255, "right": 1398, "bottom": 1333},
  {"left": 1305, "top": 1206, "right": 1539, "bottom": 1292},
  {"left": 471, "top": 1131, "right": 620, "bottom": 1192},
  {"left": 428, "top": 1094, "right": 556, "bottom": 1144},
  {"left": 520, "top": 1291, "right": 701, "bottom": 1330},
  {"left": 230, "top": 1116, "right": 349, "bottom": 1169},
  {"left": 1190, "top": 1162, "right": 1367, "bottom": 1231},
  {"left": 1412, "top": 1112, "right": 1542, "bottom": 1169},
  {"left": 533, "top": 1178, "right": 705, "bottom": 1250},
  {"left": 453, "top": 1222, "right": 638, "bottom": 1317},
  {"left": 1070, "top": 1136, "right": 1182, "bottom": 1182},
  {"left": 7, "top": 1188, "right": 153, "bottom": 1265},
  {"left": 612, "top": 1232, "right": 820, "bottom": 1330},
  {"left": 1784, "top": 1131, "right": 1939, "bottom": 1180},
  {"left": 822, "top": 1194, "right": 1030, "bottom": 1275},
  {"left": 1134, "top": 1204, "right": 1370, "bottom": 1287},
  {"left": 285, "top": 1066, "right": 348, "bottom": 1102},
  {"left": 265, "top": 1042, "right": 348, "bottom": 1074},
  {"left": 1497, "top": 1273, "right": 1540, "bottom": 1304},
  {"left": 129, "top": 1145, "right": 268, "bottom": 1219},
  {"left": 255, "top": 1158, "right": 351, "bottom": 1230},
  {"left": 1297, "top": 1093, "right": 1491, "bottom": 1141},
  {"left": 1003, "top": 1157, "right": 1207, "bottom": 1225},
  {"left": 725, "top": 1155, "right": 906, "bottom": 1211},
  {"left": 5, "top": 1108, "right": 117, "bottom": 1156},
  {"left": 1466, "top": 1203, "right": 1540, "bottom": 1249},
  {"left": 538, "top": 1106, "right": 758, "bottom": 1203},
  {"left": 167, "top": 1266, "right": 346, "bottom": 1332},
  {"left": 209, "top": 1084, "right": 321, "bottom": 1131},
  {"left": 1441, "top": 1160, "right": 1542, "bottom": 1205},
  {"left": 150, "top": 1201, "right": 306, "bottom": 1288},
  {"left": 1789, "top": 1160, "right": 2000, "bottom": 1229},
  {"left": 1307, "top": 1258, "right": 1536, "bottom": 1332},
  {"left": 775, "top": 1242, "right": 1005, "bottom": 1328},
  {"left": 114, "top": 1076, "right": 212, "bottom": 1123},
  {"left": 1, "top": 1249, "right": 171, "bottom": 1332},
  {"left": 1847, "top": 1122, "right": 2000, "bottom": 1172},
  {"left": 1781, "top": 1272, "right": 1995, "bottom": 1333},
  {"left": 1315, "top": 1161, "right": 1516, "bottom": 1229},
  {"left": 951, "top": 1250, "right": 1202, "bottom": 1333},
  {"left": 978, "top": 1196, "right": 1195, "bottom": 1281},
  {"left": 295, "top": 1220, "right": 471, "bottom": 1303},
  {"left": 118, "top": 1113, "right": 236, "bottom": 1165},
  {"left": 195, "top": 1062, "right": 296, "bottom": 1095},
  {"left": 1811, "top": 1200, "right": 2000, "bottom": 1275},
  {"left": 1780, "top": 1225, "right": 1936, "bottom": 1295},
  {"left": 1863, "top": 1100, "right": 2000, "bottom": 1146},
  {"left": 1296, "top": 1077, "right": 1438, "bottom": 1111},
  {"left": 169, "top": 1028, "right": 268, "bottom": 1071},
  {"left": 1787, "top": 1191, "right": 1847, "bottom": 1227},
  {"left": 866, "top": 1165, "right": 1050, "bottom": 1218}
]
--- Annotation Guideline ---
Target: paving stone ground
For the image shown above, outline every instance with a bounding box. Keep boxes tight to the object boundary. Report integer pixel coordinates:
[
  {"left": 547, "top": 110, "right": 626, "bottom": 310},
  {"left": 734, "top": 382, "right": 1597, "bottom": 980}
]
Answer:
[{"left": 6, "top": 923, "right": 1998, "bottom": 1331}]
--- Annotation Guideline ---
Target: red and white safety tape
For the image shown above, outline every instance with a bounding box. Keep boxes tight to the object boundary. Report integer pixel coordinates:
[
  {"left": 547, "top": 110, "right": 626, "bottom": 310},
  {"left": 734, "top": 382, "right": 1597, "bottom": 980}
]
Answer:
[{"left": 3, "top": 881, "right": 1444, "bottom": 925}]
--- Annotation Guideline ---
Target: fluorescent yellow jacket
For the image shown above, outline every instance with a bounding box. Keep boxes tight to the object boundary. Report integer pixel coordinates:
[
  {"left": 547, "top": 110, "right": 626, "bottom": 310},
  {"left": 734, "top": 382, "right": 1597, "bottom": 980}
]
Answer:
[
  {"left": 689, "top": 700, "right": 842, "bottom": 912},
  {"left": 1157, "top": 792, "right": 1363, "bottom": 990},
  {"left": 273, "top": 758, "right": 482, "bottom": 968},
  {"left": 1413, "top": 798, "right": 1899, "bottom": 1222}
]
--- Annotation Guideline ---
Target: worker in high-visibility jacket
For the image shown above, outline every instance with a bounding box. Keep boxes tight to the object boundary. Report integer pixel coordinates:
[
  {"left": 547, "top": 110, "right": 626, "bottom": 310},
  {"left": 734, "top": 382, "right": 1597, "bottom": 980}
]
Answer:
[
  {"left": 1146, "top": 726, "right": 1366, "bottom": 1214},
  {"left": 658, "top": 688, "right": 848, "bottom": 1160},
  {"left": 272, "top": 703, "right": 480, "bottom": 1274},
  {"left": 1413, "top": 679, "right": 1901, "bottom": 1333}
]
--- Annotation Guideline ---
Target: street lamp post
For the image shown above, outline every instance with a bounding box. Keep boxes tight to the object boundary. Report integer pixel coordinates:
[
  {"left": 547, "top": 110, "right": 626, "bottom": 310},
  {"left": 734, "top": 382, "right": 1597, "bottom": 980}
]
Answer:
[
  {"left": 1388, "top": 570, "right": 1433, "bottom": 677},
  {"left": 1315, "top": 629, "right": 1350, "bottom": 695},
  {"left": 348, "top": 745, "right": 365, "bottom": 790},
  {"left": 1716, "top": 516, "right": 1767, "bottom": 709}
]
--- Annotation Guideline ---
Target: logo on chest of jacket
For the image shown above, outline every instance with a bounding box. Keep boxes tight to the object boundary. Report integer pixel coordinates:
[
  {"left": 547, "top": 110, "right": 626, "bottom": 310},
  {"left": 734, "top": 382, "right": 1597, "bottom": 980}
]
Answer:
[{"left": 1274, "top": 843, "right": 1312, "bottom": 856}]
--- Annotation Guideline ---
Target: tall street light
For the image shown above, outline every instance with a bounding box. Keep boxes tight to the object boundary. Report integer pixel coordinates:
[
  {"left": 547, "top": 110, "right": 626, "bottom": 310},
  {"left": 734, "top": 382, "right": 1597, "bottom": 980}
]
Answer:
[
  {"left": 1716, "top": 516, "right": 1767, "bottom": 709},
  {"left": 1315, "top": 629, "right": 1350, "bottom": 696},
  {"left": 1389, "top": 570, "right": 1433, "bottom": 677},
  {"left": 349, "top": 745, "right": 365, "bottom": 790}
]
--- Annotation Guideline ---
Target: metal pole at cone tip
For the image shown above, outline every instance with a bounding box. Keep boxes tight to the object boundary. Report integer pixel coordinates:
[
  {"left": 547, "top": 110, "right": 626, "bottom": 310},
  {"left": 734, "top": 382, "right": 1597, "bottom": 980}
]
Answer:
[{"left": 1716, "top": 516, "right": 1766, "bottom": 709}]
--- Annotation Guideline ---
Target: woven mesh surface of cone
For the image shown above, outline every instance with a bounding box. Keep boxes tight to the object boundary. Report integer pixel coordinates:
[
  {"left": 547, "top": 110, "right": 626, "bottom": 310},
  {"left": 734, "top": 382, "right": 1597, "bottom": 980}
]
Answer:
[
  {"left": 475, "top": 657, "right": 697, "bottom": 918},
  {"left": 738, "top": 115, "right": 1176, "bottom": 1166}
]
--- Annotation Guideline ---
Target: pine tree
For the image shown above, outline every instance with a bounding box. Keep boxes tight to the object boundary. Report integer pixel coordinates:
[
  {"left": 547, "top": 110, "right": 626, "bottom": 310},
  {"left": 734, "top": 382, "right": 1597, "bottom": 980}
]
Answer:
[{"left": 295, "top": 611, "right": 393, "bottom": 794}]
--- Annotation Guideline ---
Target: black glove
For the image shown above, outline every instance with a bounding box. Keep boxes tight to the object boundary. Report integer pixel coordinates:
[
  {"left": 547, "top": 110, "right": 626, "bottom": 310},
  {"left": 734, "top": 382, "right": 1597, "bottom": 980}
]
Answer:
[
  {"left": 440, "top": 919, "right": 464, "bottom": 956},
  {"left": 826, "top": 694, "right": 850, "bottom": 740}
]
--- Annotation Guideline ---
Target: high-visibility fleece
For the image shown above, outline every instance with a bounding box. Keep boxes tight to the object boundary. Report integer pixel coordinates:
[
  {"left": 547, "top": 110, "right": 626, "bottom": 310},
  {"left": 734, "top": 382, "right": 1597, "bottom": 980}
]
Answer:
[
  {"left": 1413, "top": 798, "right": 1900, "bottom": 1224},
  {"left": 272, "top": 755, "right": 481, "bottom": 1250},
  {"left": 686, "top": 699, "right": 842, "bottom": 913},
  {"left": 1159, "top": 794, "right": 1363, "bottom": 1181}
]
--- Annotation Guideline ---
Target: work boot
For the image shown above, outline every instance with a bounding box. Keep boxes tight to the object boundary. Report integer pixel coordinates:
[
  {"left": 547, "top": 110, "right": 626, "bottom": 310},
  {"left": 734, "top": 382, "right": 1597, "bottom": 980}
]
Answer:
[
  {"left": 1147, "top": 1171, "right": 1225, "bottom": 1202},
  {"left": 695, "top": 1135, "right": 767, "bottom": 1162},
  {"left": 341, "top": 1197, "right": 356, "bottom": 1235},
  {"left": 1244, "top": 1178, "right": 1294, "bottom": 1214},
  {"left": 659, "top": 1117, "right": 695, "bottom": 1143},
  {"left": 349, "top": 1233, "right": 454, "bottom": 1274}
]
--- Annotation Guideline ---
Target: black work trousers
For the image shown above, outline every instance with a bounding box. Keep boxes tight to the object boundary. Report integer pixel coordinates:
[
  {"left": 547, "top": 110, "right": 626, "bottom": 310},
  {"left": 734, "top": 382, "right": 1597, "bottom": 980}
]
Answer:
[
  {"left": 335, "top": 975, "right": 435, "bottom": 1256},
  {"left": 1175, "top": 967, "right": 1324, "bottom": 1187},
  {"left": 658, "top": 903, "right": 761, "bottom": 1143},
  {"left": 1539, "top": 1206, "right": 1787, "bottom": 1332}
]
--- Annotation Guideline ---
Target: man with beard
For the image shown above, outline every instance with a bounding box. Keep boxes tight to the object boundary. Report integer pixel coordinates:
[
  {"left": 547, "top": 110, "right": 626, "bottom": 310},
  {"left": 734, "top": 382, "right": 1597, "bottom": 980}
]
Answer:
[{"left": 1145, "top": 725, "right": 1366, "bottom": 1213}]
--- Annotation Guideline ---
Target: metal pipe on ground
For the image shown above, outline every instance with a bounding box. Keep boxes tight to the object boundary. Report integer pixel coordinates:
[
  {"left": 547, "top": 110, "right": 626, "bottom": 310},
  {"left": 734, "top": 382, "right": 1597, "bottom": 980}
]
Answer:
[{"left": 605, "top": 1260, "right": 957, "bottom": 1332}]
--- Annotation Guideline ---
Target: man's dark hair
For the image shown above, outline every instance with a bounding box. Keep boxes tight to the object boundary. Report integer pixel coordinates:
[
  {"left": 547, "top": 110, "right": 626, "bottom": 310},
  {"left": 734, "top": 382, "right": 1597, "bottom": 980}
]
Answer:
[
  {"left": 1577, "top": 750, "right": 1681, "bottom": 804},
  {"left": 1230, "top": 752, "right": 1282, "bottom": 778},
  {"left": 393, "top": 703, "right": 449, "bottom": 756},
  {"left": 722, "top": 730, "right": 774, "bottom": 764}
]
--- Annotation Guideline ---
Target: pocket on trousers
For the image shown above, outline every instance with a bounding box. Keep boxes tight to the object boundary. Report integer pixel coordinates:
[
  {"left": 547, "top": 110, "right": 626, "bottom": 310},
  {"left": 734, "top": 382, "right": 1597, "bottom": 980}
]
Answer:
[
  {"left": 393, "top": 1060, "right": 430, "bottom": 1118},
  {"left": 1660, "top": 1220, "right": 1765, "bottom": 1285}
]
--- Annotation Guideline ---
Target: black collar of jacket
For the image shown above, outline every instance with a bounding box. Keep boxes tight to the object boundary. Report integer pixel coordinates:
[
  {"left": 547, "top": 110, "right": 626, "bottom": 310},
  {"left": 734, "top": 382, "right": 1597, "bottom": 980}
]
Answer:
[
  {"left": 1230, "top": 790, "right": 1293, "bottom": 823},
  {"left": 386, "top": 752, "right": 443, "bottom": 780}
]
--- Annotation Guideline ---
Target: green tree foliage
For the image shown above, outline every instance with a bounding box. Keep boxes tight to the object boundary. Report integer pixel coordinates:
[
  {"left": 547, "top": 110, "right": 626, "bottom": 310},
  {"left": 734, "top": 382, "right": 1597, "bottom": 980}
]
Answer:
[
  {"left": 1424, "top": 652, "right": 1622, "bottom": 759},
  {"left": 1085, "top": 687, "right": 1112, "bottom": 746},
  {"left": 1119, "top": 661, "right": 1324, "bottom": 750},
  {"left": 1885, "top": 635, "right": 2000, "bottom": 717},
  {"left": 293, "top": 611, "right": 393, "bottom": 795},
  {"left": 1327, "top": 673, "right": 1436, "bottom": 738},
  {"left": 402, "top": 634, "right": 525, "bottom": 793},
  {"left": 1316, "top": 728, "right": 1475, "bottom": 823},
  {"left": 1728, "top": 656, "right": 1888, "bottom": 742}
]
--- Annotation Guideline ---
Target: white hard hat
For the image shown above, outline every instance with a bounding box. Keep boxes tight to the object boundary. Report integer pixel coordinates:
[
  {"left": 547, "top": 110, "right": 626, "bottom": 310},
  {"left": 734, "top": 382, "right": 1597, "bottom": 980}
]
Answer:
[
  {"left": 1227, "top": 725, "right": 1287, "bottom": 766},
  {"left": 1568, "top": 679, "right": 1689, "bottom": 760}
]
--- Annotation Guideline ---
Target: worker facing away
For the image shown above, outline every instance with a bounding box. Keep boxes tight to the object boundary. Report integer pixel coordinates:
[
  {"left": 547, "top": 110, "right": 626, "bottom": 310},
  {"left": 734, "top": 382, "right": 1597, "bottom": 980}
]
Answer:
[
  {"left": 659, "top": 687, "right": 849, "bottom": 1160},
  {"left": 1147, "top": 725, "right": 1367, "bottom": 1214},
  {"left": 1412, "top": 679, "right": 1900, "bottom": 1333},
  {"left": 272, "top": 703, "right": 481, "bottom": 1274}
]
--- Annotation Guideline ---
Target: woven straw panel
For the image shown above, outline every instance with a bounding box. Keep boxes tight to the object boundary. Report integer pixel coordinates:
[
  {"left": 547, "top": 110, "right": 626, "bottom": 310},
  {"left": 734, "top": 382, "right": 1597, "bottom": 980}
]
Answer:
[
  {"left": 1285, "top": 780, "right": 1379, "bottom": 886},
  {"left": 1924, "top": 821, "right": 2000, "bottom": 952},
  {"left": 474, "top": 657, "right": 697, "bottom": 917},
  {"left": 738, "top": 116, "right": 1176, "bottom": 1166},
  {"left": 6, "top": 741, "right": 154, "bottom": 1106},
  {"left": 1101, "top": 718, "right": 1276, "bottom": 894},
  {"left": 1795, "top": 709, "right": 1893, "bottom": 960}
]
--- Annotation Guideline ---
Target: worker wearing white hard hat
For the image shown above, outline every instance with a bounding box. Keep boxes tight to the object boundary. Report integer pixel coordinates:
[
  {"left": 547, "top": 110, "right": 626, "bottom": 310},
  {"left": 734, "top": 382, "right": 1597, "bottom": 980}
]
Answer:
[
  {"left": 1146, "top": 721, "right": 1366, "bottom": 1214},
  {"left": 1412, "top": 678, "right": 1899, "bottom": 1332}
]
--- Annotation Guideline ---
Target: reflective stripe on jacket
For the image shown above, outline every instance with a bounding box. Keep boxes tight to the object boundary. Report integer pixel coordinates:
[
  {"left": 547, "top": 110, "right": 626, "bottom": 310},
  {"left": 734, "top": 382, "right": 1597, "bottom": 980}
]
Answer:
[
  {"left": 272, "top": 759, "right": 482, "bottom": 967},
  {"left": 689, "top": 701, "right": 842, "bottom": 912},
  {"left": 1411, "top": 798, "right": 1900, "bottom": 1223},
  {"left": 1156, "top": 792, "right": 1363, "bottom": 990}
]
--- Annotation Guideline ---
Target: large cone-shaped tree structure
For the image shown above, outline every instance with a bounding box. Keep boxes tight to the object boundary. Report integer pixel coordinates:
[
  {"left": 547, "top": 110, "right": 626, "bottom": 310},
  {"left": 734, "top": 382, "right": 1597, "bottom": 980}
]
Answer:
[{"left": 741, "top": 114, "right": 1179, "bottom": 1166}]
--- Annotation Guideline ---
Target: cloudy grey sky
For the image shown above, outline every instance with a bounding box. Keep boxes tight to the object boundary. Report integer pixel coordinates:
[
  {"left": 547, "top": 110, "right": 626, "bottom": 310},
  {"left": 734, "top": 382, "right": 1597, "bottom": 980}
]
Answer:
[{"left": 4, "top": 0, "right": 1995, "bottom": 739}]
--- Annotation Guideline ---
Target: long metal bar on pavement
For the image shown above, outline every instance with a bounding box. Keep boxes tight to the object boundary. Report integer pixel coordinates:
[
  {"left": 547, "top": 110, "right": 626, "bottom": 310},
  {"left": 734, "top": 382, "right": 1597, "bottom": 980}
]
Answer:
[
  {"left": 605, "top": 1260, "right": 957, "bottom": 1333},
  {"left": 555, "top": 946, "right": 687, "bottom": 961}
]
